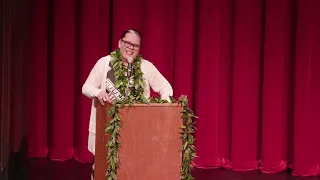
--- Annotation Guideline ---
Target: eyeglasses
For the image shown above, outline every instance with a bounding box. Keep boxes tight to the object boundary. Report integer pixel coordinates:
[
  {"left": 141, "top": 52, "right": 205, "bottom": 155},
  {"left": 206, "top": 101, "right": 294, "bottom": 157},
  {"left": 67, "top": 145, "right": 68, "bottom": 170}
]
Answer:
[{"left": 121, "top": 39, "right": 140, "bottom": 51}]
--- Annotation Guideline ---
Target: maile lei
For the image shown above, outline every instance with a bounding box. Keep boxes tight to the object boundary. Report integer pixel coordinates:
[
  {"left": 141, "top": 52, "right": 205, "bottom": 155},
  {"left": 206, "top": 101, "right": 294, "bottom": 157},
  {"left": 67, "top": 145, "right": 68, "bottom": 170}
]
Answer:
[{"left": 105, "top": 49, "right": 197, "bottom": 180}]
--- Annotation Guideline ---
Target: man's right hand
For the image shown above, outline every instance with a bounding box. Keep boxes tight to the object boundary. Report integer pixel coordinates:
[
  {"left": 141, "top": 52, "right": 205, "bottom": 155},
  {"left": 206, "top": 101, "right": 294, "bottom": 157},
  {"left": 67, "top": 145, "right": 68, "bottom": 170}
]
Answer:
[{"left": 96, "top": 91, "right": 112, "bottom": 105}]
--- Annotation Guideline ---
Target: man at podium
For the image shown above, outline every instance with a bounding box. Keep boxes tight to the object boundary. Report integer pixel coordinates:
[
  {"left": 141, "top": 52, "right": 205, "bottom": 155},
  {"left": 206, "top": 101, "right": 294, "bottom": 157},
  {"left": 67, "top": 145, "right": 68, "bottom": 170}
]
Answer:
[{"left": 82, "top": 29, "right": 173, "bottom": 179}]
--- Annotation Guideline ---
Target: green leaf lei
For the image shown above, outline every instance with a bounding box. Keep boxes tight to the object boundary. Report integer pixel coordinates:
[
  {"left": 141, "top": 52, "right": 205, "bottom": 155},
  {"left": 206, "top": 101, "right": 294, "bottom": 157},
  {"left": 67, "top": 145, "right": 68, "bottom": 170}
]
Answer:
[{"left": 105, "top": 49, "right": 197, "bottom": 180}]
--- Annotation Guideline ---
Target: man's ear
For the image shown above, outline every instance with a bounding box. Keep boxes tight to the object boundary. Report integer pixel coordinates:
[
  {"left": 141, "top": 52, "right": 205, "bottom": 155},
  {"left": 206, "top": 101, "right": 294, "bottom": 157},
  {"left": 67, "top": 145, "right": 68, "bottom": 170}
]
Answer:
[{"left": 118, "top": 39, "right": 121, "bottom": 48}]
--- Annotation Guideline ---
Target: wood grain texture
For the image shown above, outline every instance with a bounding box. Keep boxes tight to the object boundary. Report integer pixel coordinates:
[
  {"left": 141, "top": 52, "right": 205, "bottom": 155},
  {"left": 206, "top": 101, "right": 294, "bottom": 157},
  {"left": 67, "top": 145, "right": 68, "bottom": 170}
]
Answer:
[{"left": 94, "top": 101, "right": 182, "bottom": 180}]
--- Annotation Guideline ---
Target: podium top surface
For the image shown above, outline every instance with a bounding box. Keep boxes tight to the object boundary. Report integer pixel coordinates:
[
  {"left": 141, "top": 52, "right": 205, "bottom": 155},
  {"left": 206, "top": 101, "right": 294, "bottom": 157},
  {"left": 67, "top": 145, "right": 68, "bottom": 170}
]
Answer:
[
  {"left": 117, "top": 103, "right": 180, "bottom": 107},
  {"left": 94, "top": 100, "right": 181, "bottom": 108}
]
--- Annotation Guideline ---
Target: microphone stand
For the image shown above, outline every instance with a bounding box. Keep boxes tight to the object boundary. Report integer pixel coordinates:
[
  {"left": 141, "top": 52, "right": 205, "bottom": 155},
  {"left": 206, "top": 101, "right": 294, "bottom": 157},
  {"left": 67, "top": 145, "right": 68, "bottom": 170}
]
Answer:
[{"left": 125, "top": 57, "right": 133, "bottom": 99}]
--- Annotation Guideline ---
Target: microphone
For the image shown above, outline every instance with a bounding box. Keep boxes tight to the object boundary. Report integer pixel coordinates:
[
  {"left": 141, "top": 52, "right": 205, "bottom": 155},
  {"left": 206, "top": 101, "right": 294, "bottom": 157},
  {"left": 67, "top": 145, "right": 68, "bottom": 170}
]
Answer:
[
  {"left": 126, "top": 57, "right": 134, "bottom": 97},
  {"left": 127, "top": 57, "right": 133, "bottom": 79}
]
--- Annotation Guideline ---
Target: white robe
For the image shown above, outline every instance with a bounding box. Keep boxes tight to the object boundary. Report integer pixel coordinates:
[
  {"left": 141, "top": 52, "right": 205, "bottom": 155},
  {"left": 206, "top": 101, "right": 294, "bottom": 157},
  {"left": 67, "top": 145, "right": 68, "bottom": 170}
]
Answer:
[{"left": 82, "top": 55, "right": 173, "bottom": 154}]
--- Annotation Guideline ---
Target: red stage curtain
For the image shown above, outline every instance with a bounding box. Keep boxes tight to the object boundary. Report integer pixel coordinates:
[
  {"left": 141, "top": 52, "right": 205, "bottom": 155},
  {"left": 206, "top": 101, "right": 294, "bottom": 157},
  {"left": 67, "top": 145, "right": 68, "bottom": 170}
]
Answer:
[
  {"left": 260, "top": 0, "right": 295, "bottom": 173},
  {"left": 27, "top": 0, "right": 320, "bottom": 177}
]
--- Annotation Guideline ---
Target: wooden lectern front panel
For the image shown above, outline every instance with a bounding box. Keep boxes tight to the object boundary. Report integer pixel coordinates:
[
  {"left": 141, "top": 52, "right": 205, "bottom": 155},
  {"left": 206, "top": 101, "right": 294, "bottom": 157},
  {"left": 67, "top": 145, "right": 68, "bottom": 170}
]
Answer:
[{"left": 94, "top": 103, "right": 182, "bottom": 180}]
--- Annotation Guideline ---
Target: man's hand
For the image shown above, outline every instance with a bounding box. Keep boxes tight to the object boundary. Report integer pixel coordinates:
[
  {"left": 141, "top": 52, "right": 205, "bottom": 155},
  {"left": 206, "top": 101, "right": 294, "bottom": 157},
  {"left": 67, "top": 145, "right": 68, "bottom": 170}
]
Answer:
[{"left": 96, "top": 91, "right": 112, "bottom": 105}]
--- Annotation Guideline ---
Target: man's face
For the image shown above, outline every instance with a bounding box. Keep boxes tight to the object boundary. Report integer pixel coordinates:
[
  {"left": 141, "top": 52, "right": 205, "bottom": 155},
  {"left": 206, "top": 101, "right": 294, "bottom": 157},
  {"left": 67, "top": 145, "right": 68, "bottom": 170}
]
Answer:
[{"left": 118, "top": 32, "right": 141, "bottom": 61}]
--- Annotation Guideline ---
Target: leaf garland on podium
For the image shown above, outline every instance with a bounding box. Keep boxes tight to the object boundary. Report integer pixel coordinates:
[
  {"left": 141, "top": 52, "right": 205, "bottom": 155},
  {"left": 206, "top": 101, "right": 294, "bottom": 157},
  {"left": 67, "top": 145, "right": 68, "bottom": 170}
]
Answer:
[{"left": 105, "top": 49, "right": 197, "bottom": 180}]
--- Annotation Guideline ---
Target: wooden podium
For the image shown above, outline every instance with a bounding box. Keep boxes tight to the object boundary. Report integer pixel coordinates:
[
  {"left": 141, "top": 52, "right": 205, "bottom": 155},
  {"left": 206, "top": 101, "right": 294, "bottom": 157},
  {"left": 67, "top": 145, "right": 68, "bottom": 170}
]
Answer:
[{"left": 94, "top": 101, "right": 183, "bottom": 180}]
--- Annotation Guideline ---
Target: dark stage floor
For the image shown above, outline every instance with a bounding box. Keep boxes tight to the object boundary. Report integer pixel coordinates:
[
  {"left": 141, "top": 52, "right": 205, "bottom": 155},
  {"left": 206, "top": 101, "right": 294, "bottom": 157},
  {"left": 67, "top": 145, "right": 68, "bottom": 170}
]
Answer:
[{"left": 8, "top": 158, "right": 320, "bottom": 180}]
